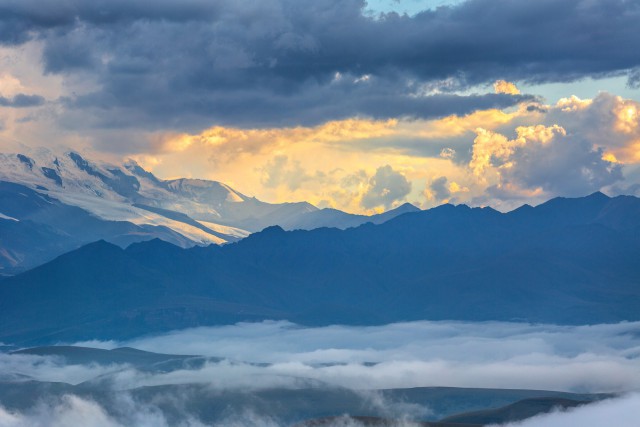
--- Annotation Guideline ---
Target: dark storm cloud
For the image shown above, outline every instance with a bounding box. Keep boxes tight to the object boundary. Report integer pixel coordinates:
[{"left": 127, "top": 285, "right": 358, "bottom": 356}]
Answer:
[
  {"left": 0, "top": 0, "right": 638, "bottom": 130},
  {"left": 0, "top": 93, "right": 45, "bottom": 108},
  {"left": 66, "top": 82, "right": 533, "bottom": 130}
]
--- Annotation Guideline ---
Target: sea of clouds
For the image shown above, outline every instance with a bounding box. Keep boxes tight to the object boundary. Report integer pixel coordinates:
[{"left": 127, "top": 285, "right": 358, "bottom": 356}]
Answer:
[
  {"left": 1, "top": 320, "right": 639, "bottom": 426},
  {"left": 77, "top": 320, "right": 640, "bottom": 392}
]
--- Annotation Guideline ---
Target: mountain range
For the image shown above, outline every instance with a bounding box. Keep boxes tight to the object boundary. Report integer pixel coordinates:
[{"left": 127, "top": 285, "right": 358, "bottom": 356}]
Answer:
[
  {"left": 0, "top": 147, "right": 417, "bottom": 274},
  {"left": 1, "top": 190, "right": 639, "bottom": 344}
]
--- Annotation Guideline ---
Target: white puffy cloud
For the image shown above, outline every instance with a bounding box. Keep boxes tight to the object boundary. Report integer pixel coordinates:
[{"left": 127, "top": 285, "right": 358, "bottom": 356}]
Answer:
[{"left": 469, "top": 120, "right": 623, "bottom": 200}]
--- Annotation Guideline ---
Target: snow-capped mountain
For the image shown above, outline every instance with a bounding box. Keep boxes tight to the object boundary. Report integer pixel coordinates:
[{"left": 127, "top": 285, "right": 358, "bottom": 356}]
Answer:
[
  {"left": 0, "top": 147, "right": 315, "bottom": 273},
  {"left": 0, "top": 147, "right": 318, "bottom": 236},
  {"left": 0, "top": 147, "right": 420, "bottom": 274}
]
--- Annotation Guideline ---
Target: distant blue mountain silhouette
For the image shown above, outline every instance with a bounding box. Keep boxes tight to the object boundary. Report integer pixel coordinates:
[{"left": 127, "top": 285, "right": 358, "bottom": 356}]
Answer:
[{"left": 1, "top": 192, "right": 639, "bottom": 344}]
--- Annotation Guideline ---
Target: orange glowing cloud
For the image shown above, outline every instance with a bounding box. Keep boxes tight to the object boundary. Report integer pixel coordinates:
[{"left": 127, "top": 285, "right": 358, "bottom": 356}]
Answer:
[
  {"left": 493, "top": 80, "right": 521, "bottom": 95},
  {"left": 613, "top": 101, "right": 638, "bottom": 134},
  {"left": 470, "top": 125, "right": 566, "bottom": 176},
  {"left": 411, "top": 108, "right": 517, "bottom": 139},
  {"left": 162, "top": 118, "right": 400, "bottom": 158},
  {"left": 555, "top": 95, "right": 592, "bottom": 112},
  {"left": 588, "top": 95, "right": 640, "bottom": 163}
]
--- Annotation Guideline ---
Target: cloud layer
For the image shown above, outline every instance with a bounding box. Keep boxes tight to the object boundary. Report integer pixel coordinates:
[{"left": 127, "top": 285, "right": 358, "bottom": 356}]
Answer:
[
  {"left": 2, "top": 0, "right": 640, "bottom": 130},
  {"left": 133, "top": 91, "right": 639, "bottom": 212},
  {"left": 57, "top": 320, "right": 640, "bottom": 392},
  {"left": 1, "top": 0, "right": 640, "bottom": 212}
]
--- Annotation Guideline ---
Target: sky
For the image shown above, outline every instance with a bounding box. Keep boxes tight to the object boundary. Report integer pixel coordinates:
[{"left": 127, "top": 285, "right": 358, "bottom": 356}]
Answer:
[{"left": 1, "top": 0, "right": 640, "bottom": 213}]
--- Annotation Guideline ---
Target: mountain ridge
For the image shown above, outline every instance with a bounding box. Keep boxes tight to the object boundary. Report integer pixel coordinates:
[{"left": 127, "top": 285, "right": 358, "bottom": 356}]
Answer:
[{"left": 1, "top": 192, "right": 639, "bottom": 344}]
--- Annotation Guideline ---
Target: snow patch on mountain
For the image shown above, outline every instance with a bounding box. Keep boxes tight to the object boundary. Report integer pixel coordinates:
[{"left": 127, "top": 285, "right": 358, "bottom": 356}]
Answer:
[{"left": 197, "top": 220, "right": 251, "bottom": 239}]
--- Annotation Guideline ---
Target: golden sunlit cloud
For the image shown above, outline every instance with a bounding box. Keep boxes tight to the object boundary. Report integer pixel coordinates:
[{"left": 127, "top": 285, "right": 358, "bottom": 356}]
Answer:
[
  {"left": 143, "top": 111, "right": 534, "bottom": 212},
  {"left": 613, "top": 101, "right": 639, "bottom": 134},
  {"left": 612, "top": 138, "right": 640, "bottom": 164},
  {"left": 515, "top": 124, "right": 566, "bottom": 144},
  {"left": 556, "top": 95, "right": 593, "bottom": 112},
  {"left": 470, "top": 128, "right": 511, "bottom": 177},
  {"left": 408, "top": 108, "right": 518, "bottom": 139},
  {"left": 161, "top": 108, "right": 523, "bottom": 162},
  {"left": 470, "top": 124, "right": 566, "bottom": 176},
  {"left": 449, "top": 181, "right": 469, "bottom": 193},
  {"left": 602, "top": 152, "right": 620, "bottom": 163},
  {"left": 586, "top": 95, "right": 640, "bottom": 164},
  {"left": 163, "top": 119, "right": 400, "bottom": 157},
  {"left": 493, "top": 80, "right": 521, "bottom": 95}
]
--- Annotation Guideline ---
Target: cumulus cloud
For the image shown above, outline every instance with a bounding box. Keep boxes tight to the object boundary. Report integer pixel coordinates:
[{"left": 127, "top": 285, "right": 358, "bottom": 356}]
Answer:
[
  {"left": 469, "top": 124, "right": 568, "bottom": 176},
  {"left": 494, "top": 80, "right": 521, "bottom": 95},
  {"left": 361, "top": 165, "right": 412, "bottom": 209},
  {"left": 469, "top": 122, "right": 623, "bottom": 198},
  {"left": 572, "top": 93, "right": 640, "bottom": 163}
]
